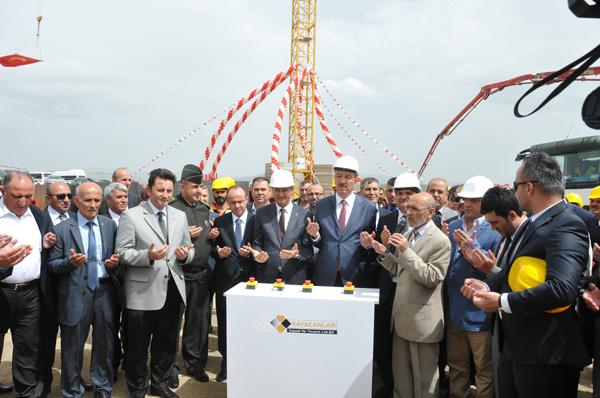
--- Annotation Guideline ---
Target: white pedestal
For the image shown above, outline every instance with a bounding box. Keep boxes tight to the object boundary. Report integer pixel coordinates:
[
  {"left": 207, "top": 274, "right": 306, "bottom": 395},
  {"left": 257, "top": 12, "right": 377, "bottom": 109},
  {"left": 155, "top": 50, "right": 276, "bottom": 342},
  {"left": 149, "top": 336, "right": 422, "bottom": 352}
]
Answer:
[{"left": 225, "top": 282, "right": 379, "bottom": 398}]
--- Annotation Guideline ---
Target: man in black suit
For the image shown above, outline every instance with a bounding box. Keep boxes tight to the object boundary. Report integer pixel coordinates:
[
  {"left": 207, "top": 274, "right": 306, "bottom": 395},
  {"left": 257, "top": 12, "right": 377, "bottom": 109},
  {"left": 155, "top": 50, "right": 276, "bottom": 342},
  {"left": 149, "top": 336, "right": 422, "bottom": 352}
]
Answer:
[
  {"left": 0, "top": 171, "right": 56, "bottom": 398},
  {"left": 366, "top": 172, "right": 419, "bottom": 398},
  {"left": 247, "top": 176, "right": 271, "bottom": 215},
  {"left": 48, "top": 182, "right": 122, "bottom": 398},
  {"left": 211, "top": 185, "right": 255, "bottom": 382},
  {"left": 252, "top": 169, "right": 313, "bottom": 284},
  {"left": 462, "top": 153, "right": 590, "bottom": 398}
]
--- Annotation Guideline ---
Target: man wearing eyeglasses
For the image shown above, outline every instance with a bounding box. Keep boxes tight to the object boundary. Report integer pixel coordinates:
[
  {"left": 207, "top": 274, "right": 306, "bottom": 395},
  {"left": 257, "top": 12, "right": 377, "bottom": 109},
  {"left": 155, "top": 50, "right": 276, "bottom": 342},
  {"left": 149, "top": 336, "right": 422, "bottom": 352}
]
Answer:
[{"left": 45, "top": 182, "right": 74, "bottom": 226}]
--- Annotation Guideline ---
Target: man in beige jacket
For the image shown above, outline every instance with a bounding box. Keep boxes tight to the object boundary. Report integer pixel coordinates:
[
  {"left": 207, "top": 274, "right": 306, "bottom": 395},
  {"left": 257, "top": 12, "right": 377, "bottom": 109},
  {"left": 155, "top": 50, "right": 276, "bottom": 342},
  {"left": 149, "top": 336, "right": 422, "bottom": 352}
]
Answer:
[{"left": 364, "top": 192, "right": 451, "bottom": 398}]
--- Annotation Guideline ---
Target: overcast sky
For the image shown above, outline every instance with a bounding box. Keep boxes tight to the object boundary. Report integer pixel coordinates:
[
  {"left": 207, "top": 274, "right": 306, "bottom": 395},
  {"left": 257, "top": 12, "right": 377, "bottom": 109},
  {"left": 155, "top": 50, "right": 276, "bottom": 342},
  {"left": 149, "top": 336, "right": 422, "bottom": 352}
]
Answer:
[{"left": 1, "top": 0, "right": 599, "bottom": 184}]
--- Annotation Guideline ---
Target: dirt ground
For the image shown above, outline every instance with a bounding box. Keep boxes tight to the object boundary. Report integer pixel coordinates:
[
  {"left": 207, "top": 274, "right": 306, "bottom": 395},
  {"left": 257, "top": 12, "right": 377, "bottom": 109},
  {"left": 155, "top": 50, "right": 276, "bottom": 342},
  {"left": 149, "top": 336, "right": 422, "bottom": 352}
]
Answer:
[{"left": 0, "top": 311, "right": 595, "bottom": 397}]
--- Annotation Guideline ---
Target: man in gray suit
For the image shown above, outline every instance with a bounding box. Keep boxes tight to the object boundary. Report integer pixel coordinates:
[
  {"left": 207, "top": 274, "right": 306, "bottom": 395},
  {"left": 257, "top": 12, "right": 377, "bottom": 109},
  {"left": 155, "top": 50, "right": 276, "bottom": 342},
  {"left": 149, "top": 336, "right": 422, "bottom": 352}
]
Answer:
[
  {"left": 305, "top": 155, "right": 377, "bottom": 286},
  {"left": 48, "top": 182, "right": 122, "bottom": 398},
  {"left": 116, "top": 168, "right": 194, "bottom": 398},
  {"left": 366, "top": 192, "right": 451, "bottom": 398},
  {"left": 252, "top": 169, "right": 313, "bottom": 284}
]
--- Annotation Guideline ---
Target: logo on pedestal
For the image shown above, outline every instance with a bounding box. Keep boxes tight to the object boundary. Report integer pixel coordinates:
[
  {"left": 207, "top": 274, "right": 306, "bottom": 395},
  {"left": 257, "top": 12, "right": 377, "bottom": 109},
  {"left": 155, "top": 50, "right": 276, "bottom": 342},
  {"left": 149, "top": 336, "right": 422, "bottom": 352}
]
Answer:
[{"left": 270, "top": 314, "right": 337, "bottom": 335}]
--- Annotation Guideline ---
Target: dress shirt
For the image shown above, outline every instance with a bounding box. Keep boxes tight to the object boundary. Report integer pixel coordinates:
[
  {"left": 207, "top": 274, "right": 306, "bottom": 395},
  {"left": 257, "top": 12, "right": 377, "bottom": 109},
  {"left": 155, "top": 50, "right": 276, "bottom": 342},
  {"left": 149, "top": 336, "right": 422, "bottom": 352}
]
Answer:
[
  {"left": 108, "top": 208, "right": 121, "bottom": 226},
  {"left": 336, "top": 192, "right": 356, "bottom": 222},
  {"left": 232, "top": 210, "right": 249, "bottom": 239},
  {"left": 47, "top": 205, "right": 70, "bottom": 226},
  {"left": 410, "top": 220, "right": 431, "bottom": 246},
  {"left": 461, "top": 215, "right": 486, "bottom": 236},
  {"left": 148, "top": 200, "right": 168, "bottom": 231},
  {"left": 0, "top": 198, "right": 41, "bottom": 283},
  {"left": 78, "top": 213, "right": 107, "bottom": 279},
  {"left": 275, "top": 202, "right": 294, "bottom": 232}
]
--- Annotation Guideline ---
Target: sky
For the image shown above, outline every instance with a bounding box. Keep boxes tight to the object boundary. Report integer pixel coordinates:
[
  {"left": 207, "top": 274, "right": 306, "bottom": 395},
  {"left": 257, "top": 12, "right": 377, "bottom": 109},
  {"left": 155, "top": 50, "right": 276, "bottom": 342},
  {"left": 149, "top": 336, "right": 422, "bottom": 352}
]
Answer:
[{"left": 1, "top": 0, "right": 599, "bottom": 184}]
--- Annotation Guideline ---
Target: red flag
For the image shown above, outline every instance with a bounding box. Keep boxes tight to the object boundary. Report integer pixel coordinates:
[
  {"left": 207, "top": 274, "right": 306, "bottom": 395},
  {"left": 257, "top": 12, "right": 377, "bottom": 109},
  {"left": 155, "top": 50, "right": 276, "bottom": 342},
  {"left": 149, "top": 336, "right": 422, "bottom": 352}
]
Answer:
[{"left": 0, "top": 54, "right": 41, "bottom": 67}]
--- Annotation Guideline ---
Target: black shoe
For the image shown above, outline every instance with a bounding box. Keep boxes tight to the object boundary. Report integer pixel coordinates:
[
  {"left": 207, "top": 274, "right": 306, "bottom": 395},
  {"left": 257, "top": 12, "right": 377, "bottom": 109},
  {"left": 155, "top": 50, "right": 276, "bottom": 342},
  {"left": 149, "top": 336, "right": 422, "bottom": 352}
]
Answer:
[
  {"left": 93, "top": 389, "right": 111, "bottom": 398},
  {"left": 373, "top": 384, "right": 393, "bottom": 398},
  {"left": 190, "top": 370, "right": 209, "bottom": 382},
  {"left": 83, "top": 379, "right": 94, "bottom": 392},
  {"left": 216, "top": 370, "right": 227, "bottom": 382},
  {"left": 168, "top": 373, "right": 179, "bottom": 389},
  {"left": 149, "top": 386, "right": 179, "bottom": 398},
  {"left": 0, "top": 382, "right": 13, "bottom": 395}
]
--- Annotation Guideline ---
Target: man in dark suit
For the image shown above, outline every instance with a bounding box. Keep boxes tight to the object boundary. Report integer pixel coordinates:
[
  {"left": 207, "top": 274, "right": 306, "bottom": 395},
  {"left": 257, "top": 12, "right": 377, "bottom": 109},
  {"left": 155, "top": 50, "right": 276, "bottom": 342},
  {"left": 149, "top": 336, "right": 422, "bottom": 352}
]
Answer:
[
  {"left": 252, "top": 169, "right": 313, "bottom": 284},
  {"left": 48, "top": 182, "right": 122, "bottom": 398},
  {"left": 247, "top": 176, "right": 271, "bottom": 215},
  {"left": 367, "top": 172, "right": 420, "bottom": 398},
  {"left": 462, "top": 153, "right": 590, "bottom": 398},
  {"left": 0, "top": 171, "right": 56, "bottom": 398},
  {"left": 305, "top": 156, "right": 377, "bottom": 287},
  {"left": 360, "top": 177, "right": 391, "bottom": 229},
  {"left": 211, "top": 185, "right": 255, "bottom": 382}
]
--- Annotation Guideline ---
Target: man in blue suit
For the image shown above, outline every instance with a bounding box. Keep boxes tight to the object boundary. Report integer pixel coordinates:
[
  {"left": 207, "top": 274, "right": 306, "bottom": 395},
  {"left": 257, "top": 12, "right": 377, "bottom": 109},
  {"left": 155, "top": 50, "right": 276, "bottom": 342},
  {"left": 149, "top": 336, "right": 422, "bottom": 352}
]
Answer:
[
  {"left": 445, "top": 175, "right": 499, "bottom": 398},
  {"left": 306, "top": 156, "right": 377, "bottom": 287},
  {"left": 49, "top": 182, "right": 122, "bottom": 398}
]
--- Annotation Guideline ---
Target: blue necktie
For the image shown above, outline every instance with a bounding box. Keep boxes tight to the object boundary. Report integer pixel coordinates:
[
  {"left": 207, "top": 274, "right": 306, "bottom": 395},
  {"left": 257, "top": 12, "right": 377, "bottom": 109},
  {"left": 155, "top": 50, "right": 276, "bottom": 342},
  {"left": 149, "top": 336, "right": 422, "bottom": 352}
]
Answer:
[
  {"left": 86, "top": 221, "right": 99, "bottom": 291},
  {"left": 234, "top": 218, "right": 242, "bottom": 249}
]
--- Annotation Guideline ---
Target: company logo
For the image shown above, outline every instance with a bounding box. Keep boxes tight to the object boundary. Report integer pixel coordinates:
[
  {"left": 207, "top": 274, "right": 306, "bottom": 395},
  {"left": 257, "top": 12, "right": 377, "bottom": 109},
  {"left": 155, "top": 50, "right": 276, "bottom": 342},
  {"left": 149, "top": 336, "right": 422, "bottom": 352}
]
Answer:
[{"left": 270, "top": 314, "right": 337, "bottom": 335}]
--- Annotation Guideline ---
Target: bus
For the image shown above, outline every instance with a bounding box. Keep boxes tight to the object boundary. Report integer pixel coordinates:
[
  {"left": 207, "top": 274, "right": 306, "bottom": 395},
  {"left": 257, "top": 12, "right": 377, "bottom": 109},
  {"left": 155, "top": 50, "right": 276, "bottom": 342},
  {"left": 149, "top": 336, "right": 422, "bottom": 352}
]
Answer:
[{"left": 516, "top": 135, "right": 600, "bottom": 200}]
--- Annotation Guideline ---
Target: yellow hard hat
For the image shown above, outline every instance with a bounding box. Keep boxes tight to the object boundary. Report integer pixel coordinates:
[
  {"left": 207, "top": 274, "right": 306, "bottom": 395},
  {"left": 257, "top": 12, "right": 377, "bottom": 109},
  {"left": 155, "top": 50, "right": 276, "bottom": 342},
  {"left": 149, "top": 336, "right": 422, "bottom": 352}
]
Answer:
[
  {"left": 508, "top": 256, "right": 570, "bottom": 314},
  {"left": 565, "top": 193, "right": 583, "bottom": 207},
  {"left": 211, "top": 176, "right": 236, "bottom": 190},
  {"left": 331, "top": 178, "right": 336, "bottom": 188},
  {"left": 590, "top": 186, "right": 600, "bottom": 200}
]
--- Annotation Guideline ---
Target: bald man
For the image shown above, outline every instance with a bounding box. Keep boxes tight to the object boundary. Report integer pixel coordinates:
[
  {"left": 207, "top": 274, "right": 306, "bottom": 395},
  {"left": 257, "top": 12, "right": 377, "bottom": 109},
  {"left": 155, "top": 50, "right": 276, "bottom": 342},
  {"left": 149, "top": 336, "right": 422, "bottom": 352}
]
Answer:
[
  {"left": 49, "top": 182, "right": 122, "bottom": 398},
  {"left": 45, "top": 182, "right": 73, "bottom": 226}
]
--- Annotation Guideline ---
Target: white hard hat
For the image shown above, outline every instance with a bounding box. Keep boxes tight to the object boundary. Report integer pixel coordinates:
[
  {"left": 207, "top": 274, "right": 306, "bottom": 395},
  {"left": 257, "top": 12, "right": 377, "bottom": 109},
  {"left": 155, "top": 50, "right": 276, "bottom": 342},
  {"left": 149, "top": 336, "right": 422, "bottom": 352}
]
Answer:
[
  {"left": 333, "top": 155, "right": 359, "bottom": 174},
  {"left": 270, "top": 169, "right": 294, "bottom": 188},
  {"left": 459, "top": 175, "right": 494, "bottom": 198},
  {"left": 393, "top": 172, "right": 421, "bottom": 191}
]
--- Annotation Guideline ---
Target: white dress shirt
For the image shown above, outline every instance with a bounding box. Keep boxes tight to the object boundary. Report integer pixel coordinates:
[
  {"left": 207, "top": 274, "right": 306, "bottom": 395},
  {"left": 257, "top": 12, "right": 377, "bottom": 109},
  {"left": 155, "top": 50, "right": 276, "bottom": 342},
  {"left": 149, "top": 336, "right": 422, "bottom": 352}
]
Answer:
[
  {"left": 108, "top": 208, "right": 121, "bottom": 226},
  {"left": 0, "top": 198, "right": 42, "bottom": 283},
  {"left": 275, "top": 202, "right": 294, "bottom": 232},
  {"left": 335, "top": 192, "right": 356, "bottom": 225},
  {"left": 77, "top": 213, "right": 107, "bottom": 279},
  {"left": 47, "top": 205, "right": 70, "bottom": 226}
]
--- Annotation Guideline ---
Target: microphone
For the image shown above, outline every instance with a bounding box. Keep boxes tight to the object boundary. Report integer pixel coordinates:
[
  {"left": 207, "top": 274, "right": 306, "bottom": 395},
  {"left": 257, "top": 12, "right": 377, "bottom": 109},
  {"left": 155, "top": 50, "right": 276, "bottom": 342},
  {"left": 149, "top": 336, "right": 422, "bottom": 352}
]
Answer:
[{"left": 384, "top": 216, "right": 407, "bottom": 255}]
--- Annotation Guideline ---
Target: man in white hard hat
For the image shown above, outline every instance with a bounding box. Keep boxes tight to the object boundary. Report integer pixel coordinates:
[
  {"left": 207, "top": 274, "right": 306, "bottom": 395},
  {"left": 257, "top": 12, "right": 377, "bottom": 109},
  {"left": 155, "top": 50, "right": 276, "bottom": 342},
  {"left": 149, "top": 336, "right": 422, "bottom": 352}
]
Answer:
[
  {"left": 444, "top": 175, "right": 499, "bottom": 398},
  {"left": 367, "top": 171, "right": 421, "bottom": 397},
  {"left": 251, "top": 169, "right": 314, "bottom": 284},
  {"left": 306, "top": 155, "right": 378, "bottom": 286}
]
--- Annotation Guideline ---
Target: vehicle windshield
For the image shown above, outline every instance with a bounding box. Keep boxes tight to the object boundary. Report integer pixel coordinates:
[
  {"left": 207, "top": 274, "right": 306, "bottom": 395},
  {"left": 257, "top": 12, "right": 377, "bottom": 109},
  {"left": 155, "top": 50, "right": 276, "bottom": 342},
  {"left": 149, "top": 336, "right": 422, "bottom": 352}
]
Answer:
[{"left": 552, "top": 148, "right": 600, "bottom": 189}]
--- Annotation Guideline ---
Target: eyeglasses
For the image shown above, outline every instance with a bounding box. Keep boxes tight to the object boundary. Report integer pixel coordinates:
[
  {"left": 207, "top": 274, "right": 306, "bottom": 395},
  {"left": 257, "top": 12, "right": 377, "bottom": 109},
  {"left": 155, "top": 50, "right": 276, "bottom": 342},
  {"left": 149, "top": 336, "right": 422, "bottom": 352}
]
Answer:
[
  {"left": 49, "top": 193, "right": 73, "bottom": 200},
  {"left": 513, "top": 181, "right": 537, "bottom": 191}
]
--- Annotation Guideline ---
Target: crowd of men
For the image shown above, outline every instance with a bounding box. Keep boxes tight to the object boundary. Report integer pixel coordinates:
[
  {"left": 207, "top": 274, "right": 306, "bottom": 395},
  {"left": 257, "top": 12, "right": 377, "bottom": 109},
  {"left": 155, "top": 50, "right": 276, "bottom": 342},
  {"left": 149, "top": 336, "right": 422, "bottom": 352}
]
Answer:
[{"left": 3, "top": 152, "right": 600, "bottom": 398}]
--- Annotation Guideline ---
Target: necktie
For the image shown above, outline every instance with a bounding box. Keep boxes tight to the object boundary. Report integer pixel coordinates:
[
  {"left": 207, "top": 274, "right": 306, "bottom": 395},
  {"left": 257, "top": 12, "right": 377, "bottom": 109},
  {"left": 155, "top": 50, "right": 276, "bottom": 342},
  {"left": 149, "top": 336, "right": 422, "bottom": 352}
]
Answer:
[
  {"left": 338, "top": 199, "right": 347, "bottom": 233},
  {"left": 234, "top": 217, "right": 243, "bottom": 249},
  {"left": 408, "top": 228, "right": 419, "bottom": 247},
  {"left": 279, "top": 208, "right": 286, "bottom": 240},
  {"left": 433, "top": 211, "right": 442, "bottom": 228},
  {"left": 86, "top": 221, "right": 99, "bottom": 291},
  {"left": 495, "top": 235, "right": 512, "bottom": 270},
  {"left": 157, "top": 211, "right": 168, "bottom": 243},
  {"left": 58, "top": 213, "right": 67, "bottom": 223}
]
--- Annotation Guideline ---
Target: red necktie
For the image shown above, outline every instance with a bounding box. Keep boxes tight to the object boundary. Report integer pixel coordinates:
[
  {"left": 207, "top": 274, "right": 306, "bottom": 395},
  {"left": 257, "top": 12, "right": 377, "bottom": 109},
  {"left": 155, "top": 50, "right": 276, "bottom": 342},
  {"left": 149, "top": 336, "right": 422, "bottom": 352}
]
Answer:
[{"left": 339, "top": 199, "right": 347, "bottom": 233}]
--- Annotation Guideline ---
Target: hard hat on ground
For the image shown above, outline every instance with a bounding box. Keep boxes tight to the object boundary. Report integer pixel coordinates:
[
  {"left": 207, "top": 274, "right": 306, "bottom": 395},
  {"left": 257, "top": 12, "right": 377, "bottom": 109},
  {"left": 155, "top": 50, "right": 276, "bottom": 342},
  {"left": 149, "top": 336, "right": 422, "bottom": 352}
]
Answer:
[
  {"left": 333, "top": 155, "right": 359, "bottom": 174},
  {"left": 458, "top": 175, "right": 494, "bottom": 198},
  {"left": 393, "top": 172, "right": 421, "bottom": 191},
  {"left": 565, "top": 192, "right": 583, "bottom": 207},
  {"left": 270, "top": 169, "right": 294, "bottom": 188},
  {"left": 211, "top": 176, "right": 235, "bottom": 191}
]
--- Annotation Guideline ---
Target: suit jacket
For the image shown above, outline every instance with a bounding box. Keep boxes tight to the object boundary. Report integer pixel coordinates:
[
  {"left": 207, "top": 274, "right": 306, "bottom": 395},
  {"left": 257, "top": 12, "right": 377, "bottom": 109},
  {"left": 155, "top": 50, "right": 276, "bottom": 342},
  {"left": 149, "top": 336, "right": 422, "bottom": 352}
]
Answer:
[
  {"left": 211, "top": 211, "right": 255, "bottom": 294},
  {"left": 369, "top": 211, "right": 408, "bottom": 296},
  {"left": 571, "top": 204, "right": 600, "bottom": 245},
  {"left": 47, "top": 213, "right": 123, "bottom": 326},
  {"left": 446, "top": 217, "right": 500, "bottom": 332},
  {"left": 312, "top": 194, "right": 378, "bottom": 286},
  {"left": 115, "top": 202, "right": 194, "bottom": 311},
  {"left": 488, "top": 201, "right": 590, "bottom": 366},
  {"left": 379, "top": 222, "right": 451, "bottom": 343},
  {"left": 252, "top": 203, "right": 313, "bottom": 284},
  {"left": 0, "top": 205, "right": 54, "bottom": 333}
]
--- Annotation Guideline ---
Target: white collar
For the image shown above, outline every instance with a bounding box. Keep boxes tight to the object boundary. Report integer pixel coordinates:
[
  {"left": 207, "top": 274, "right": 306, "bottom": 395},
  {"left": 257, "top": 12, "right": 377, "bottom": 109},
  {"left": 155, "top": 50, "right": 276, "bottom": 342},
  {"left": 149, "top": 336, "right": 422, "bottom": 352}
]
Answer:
[
  {"left": 530, "top": 200, "right": 563, "bottom": 223},
  {"left": 276, "top": 201, "right": 294, "bottom": 214},
  {"left": 335, "top": 192, "right": 356, "bottom": 207},
  {"left": 47, "top": 205, "right": 68, "bottom": 220},
  {"left": 108, "top": 208, "right": 121, "bottom": 220},
  {"left": 148, "top": 200, "right": 166, "bottom": 216},
  {"left": 0, "top": 196, "right": 33, "bottom": 219},
  {"left": 232, "top": 210, "right": 248, "bottom": 224}
]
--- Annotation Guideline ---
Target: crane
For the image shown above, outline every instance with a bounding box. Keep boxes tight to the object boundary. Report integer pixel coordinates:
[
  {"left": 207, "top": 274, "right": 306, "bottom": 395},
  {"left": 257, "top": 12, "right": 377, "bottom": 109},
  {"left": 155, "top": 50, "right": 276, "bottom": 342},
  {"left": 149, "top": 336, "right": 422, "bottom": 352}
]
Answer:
[{"left": 288, "top": 0, "right": 317, "bottom": 183}]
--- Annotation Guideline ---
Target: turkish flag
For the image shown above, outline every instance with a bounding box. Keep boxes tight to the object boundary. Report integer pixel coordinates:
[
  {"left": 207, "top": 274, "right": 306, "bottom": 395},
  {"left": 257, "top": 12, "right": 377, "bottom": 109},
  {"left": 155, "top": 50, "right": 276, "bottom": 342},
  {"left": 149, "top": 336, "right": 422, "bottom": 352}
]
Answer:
[{"left": 0, "top": 54, "right": 41, "bottom": 67}]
